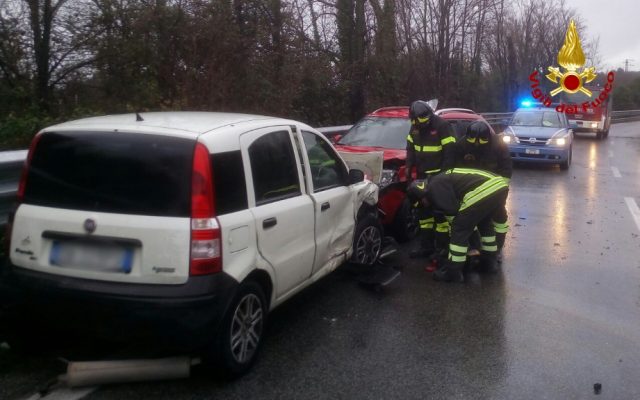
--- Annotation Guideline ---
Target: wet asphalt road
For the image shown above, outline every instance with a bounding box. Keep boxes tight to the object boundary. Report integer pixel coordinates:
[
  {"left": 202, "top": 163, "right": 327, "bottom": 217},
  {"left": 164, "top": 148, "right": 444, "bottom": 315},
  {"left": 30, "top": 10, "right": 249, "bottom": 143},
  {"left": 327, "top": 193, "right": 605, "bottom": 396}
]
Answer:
[{"left": 2, "top": 122, "right": 640, "bottom": 400}]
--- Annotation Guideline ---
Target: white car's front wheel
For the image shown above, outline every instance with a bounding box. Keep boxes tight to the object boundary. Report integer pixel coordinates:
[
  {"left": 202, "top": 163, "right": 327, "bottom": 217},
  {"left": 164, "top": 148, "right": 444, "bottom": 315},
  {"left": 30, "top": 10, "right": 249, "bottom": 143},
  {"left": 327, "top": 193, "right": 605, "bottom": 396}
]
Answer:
[{"left": 351, "top": 214, "right": 383, "bottom": 266}]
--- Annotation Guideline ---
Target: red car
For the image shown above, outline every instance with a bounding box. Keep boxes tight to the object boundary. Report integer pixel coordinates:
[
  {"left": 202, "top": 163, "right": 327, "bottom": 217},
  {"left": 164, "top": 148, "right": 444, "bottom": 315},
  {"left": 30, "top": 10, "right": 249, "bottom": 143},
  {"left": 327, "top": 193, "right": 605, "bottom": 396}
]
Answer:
[{"left": 334, "top": 106, "right": 494, "bottom": 241}]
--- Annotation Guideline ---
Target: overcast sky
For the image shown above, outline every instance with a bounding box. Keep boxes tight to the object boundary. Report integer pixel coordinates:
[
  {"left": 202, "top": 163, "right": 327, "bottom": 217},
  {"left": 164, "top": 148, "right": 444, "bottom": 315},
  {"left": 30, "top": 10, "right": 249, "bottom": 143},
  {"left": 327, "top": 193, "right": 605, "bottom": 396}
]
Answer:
[{"left": 564, "top": 0, "right": 640, "bottom": 71}]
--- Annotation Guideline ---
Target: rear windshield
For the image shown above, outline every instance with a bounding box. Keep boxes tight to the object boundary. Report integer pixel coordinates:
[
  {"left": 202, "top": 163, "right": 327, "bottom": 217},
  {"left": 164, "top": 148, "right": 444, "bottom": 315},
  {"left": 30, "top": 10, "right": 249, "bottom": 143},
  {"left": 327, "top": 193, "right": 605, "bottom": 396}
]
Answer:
[
  {"left": 446, "top": 119, "right": 474, "bottom": 139},
  {"left": 25, "top": 131, "right": 194, "bottom": 217},
  {"left": 338, "top": 117, "right": 410, "bottom": 149}
]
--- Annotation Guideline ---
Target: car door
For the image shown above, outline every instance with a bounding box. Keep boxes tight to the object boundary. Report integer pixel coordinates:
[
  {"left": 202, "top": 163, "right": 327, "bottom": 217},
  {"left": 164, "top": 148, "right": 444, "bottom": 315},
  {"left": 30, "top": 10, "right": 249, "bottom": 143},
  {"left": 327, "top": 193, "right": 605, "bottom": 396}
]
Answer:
[
  {"left": 298, "top": 129, "right": 355, "bottom": 276},
  {"left": 241, "top": 127, "right": 316, "bottom": 298}
]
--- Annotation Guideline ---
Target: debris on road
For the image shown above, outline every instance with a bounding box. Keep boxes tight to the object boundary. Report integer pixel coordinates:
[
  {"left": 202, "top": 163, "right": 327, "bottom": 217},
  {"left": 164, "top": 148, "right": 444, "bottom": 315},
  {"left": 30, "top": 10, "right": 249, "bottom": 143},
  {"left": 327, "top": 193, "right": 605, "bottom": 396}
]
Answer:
[
  {"left": 59, "top": 357, "right": 197, "bottom": 388},
  {"left": 594, "top": 383, "right": 602, "bottom": 394}
]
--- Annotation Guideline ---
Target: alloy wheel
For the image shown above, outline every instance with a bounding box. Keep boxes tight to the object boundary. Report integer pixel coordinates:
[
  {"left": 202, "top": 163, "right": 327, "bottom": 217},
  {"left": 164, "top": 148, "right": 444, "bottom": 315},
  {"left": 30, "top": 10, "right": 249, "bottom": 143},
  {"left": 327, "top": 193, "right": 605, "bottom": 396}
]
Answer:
[
  {"left": 229, "top": 293, "right": 264, "bottom": 364},
  {"left": 355, "top": 225, "right": 382, "bottom": 265}
]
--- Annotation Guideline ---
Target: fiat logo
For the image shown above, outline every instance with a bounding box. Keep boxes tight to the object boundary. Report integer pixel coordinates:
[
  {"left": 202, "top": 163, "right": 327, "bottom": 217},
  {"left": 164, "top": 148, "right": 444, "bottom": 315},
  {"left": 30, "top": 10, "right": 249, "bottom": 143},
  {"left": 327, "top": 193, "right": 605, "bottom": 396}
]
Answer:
[
  {"left": 84, "top": 218, "right": 96, "bottom": 234},
  {"left": 529, "top": 137, "right": 536, "bottom": 144}
]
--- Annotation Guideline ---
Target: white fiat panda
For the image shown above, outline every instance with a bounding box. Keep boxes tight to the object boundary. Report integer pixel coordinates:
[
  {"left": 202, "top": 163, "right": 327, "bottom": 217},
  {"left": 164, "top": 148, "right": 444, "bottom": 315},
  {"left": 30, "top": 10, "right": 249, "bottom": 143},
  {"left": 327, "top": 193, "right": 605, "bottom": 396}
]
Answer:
[{"left": 1, "top": 112, "right": 380, "bottom": 375}]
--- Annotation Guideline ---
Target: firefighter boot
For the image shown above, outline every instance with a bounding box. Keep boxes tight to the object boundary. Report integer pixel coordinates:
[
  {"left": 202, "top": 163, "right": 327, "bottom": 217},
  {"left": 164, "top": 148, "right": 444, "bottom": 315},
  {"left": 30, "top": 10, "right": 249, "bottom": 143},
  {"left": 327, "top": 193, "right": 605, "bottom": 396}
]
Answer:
[
  {"left": 433, "top": 262, "right": 464, "bottom": 283},
  {"left": 479, "top": 253, "right": 499, "bottom": 274},
  {"left": 410, "top": 247, "right": 435, "bottom": 258},
  {"left": 410, "top": 229, "right": 435, "bottom": 258},
  {"left": 496, "top": 232, "right": 506, "bottom": 264}
]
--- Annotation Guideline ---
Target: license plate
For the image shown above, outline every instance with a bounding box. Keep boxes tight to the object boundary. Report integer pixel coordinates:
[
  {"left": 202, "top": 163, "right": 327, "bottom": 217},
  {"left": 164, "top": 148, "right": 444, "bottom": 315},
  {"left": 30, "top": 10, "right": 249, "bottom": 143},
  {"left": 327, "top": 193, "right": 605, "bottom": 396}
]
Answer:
[
  {"left": 575, "top": 114, "right": 583, "bottom": 118},
  {"left": 50, "top": 241, "right": 133, "bottom": 273},
  {"left": 525, "top": 148, "right": 540, "bottom": 155}
]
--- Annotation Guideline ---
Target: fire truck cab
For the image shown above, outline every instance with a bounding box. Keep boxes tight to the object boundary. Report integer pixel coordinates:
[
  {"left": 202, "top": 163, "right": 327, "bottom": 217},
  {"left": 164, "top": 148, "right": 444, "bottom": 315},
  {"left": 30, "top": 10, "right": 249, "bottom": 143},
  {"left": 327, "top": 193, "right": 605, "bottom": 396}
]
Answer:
[{"left": 562, "top": 86, "right": 612, "bottom": 140}]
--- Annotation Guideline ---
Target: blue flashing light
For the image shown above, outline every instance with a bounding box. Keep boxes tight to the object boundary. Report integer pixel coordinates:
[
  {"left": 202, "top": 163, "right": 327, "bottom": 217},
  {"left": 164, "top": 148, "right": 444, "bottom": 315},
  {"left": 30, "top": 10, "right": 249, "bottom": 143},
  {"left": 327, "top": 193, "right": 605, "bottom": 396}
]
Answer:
[{"left": 520, "top": 100, "right": 533, "bottom": 107}]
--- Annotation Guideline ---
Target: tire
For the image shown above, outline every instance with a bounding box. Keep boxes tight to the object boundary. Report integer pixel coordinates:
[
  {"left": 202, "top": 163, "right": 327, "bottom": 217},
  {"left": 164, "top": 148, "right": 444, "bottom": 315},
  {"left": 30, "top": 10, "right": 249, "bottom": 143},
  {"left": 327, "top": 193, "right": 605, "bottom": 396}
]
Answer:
[
  {"left": 216, "top": 281, "right": 267, "bottom": 377},
  {"left": 560, "top": 146, "right": 572, "bottom": 170},
  {"left": 392, "top": 198, "right": 419, "bottom": 242},
  {"left": 603, "top": 129, "right": 609, "bottom": 138},
  {"left": 351, "top": 214, "right": 383, "bottom": 266},
  {"left": 596, "top": 132, "right": 603, "bottom": 140}
]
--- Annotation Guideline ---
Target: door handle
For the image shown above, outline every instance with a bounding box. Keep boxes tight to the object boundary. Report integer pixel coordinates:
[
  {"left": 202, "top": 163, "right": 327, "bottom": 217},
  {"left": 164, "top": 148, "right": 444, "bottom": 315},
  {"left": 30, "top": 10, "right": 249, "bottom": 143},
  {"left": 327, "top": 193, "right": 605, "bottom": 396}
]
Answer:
[
  {"left": 263, "top": 217, "right": 277, "bottom": 229},
  {"left": 321, "top": 202, "right": 331, "bottom": 212}
]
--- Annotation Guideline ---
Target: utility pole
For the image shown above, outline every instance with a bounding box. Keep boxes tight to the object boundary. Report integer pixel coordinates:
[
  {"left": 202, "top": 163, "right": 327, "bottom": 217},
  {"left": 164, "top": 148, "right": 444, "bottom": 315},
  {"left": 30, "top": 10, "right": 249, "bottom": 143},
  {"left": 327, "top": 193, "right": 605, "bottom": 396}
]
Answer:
[{"left": 623, "top": 59, "right": 635, "bottom": 72}]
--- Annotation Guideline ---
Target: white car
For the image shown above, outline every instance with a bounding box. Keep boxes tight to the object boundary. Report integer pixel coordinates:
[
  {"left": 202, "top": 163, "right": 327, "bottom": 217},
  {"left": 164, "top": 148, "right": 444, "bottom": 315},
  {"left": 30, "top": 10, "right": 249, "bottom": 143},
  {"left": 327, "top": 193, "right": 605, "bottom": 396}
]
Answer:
[{"left": 1, "top": 112, "right": 380, "bottom": 375}]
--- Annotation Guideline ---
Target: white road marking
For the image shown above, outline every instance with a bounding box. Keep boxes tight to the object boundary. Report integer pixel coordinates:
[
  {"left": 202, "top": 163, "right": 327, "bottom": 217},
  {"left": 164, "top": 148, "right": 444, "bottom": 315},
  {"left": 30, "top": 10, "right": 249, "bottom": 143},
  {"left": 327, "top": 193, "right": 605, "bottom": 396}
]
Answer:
[
  {"left": 22, "top": 387, "right": 97, "bottom": 400},
  {"left": 625, "top": 197, "right": 640, "bottom": 232},
  {"left": 611, "top": 166, "right": 622, "bottom": 178}
]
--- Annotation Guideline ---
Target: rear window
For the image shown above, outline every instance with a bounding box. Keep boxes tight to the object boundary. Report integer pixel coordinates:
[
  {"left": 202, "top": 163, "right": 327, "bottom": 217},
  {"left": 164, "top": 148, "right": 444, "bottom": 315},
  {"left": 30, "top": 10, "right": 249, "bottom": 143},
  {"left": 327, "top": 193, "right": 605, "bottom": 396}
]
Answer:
[
  {"left": 24, "top": 131, "right": 194, "bottom": 217},
  {"left": 446, "top": 119, "right": 474, "bottom": 139},
  {"left": 338, "top": 117, "right": 410, "bottom": 149}
]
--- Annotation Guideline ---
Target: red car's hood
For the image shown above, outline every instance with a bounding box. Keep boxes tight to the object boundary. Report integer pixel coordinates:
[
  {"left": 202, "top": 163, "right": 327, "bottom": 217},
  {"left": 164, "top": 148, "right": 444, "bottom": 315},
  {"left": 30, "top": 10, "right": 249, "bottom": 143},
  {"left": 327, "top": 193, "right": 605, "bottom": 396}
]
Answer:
[{"left": 334, "top": 145, "right": 406, "bottom": 162}]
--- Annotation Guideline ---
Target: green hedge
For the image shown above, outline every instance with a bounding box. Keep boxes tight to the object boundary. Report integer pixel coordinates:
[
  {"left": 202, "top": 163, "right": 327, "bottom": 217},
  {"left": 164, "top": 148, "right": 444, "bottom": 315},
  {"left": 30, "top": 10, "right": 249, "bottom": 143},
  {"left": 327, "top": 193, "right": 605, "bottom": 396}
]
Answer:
[{"left": 0, "top": 113, "right": 53, "bottom": 150}]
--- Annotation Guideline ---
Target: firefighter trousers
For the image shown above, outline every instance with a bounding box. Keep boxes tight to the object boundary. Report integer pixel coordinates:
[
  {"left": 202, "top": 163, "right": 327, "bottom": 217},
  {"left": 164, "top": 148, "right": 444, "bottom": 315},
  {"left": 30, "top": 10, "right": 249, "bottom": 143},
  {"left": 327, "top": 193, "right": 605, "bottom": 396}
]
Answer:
[
  {"left": 448, "top": 188, "right": 509, "bottom": 268},
  {"left": 492, "top": 189, "right": 509, "bottom": 251}
]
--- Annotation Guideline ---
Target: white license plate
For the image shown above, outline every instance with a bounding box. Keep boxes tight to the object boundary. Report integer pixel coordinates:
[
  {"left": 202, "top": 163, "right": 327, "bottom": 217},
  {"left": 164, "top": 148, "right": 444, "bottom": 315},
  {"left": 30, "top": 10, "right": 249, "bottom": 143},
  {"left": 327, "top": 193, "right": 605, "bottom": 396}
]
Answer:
[
  {"left": 50, "top": 241, "right": 133, "bottom": 273},
  {"left": 525, "top": 148, "right": 540, "bottom": 155}
]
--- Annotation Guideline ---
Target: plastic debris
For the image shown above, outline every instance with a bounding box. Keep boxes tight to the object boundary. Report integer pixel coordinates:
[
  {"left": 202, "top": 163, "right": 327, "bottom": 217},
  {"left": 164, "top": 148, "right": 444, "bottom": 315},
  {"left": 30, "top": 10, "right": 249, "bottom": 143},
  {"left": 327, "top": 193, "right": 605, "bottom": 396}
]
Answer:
[{"left": 593, "top": 383, "right": 602, "bottom": 394}]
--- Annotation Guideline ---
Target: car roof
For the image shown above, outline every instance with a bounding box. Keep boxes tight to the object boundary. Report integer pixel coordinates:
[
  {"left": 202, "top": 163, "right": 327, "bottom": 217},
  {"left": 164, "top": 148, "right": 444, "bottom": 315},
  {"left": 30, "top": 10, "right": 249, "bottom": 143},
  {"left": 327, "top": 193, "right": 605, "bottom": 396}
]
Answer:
[
  {"left": 367, "top": 107, "right": 483, "bottom": 120},
  {"left": 435, "top": 108, "right": 477, "bottom": 116},
  {"left": 368, "top": 106, "right": 409, "bottom": 118},
  {"left": 440, "top": 112, "right": 484, "bottom": 121},
  {"left": 515, "top": 107, "right": 558, "bottom": 113},
  {"left": 41, "top": 112, "right": 287, "bottom": 136}
]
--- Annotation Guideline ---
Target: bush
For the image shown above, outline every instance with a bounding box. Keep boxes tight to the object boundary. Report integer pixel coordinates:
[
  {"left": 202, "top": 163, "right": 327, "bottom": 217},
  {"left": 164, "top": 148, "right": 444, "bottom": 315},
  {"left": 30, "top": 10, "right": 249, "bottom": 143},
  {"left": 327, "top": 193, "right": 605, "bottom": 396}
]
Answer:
[{"left": 0, "top": 113, "right": 53, "bottom": 151}]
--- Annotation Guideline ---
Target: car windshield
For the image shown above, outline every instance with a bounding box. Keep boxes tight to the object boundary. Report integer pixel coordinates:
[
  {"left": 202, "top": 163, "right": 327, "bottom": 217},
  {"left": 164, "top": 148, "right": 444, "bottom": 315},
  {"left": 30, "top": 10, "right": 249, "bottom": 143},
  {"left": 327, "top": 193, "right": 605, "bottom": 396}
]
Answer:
[
  {"left": 511, "top": 111, "right": 561, "bottom": 128},
  {"left": 338, "top": 117, "right": 410, "bottom": 149}
]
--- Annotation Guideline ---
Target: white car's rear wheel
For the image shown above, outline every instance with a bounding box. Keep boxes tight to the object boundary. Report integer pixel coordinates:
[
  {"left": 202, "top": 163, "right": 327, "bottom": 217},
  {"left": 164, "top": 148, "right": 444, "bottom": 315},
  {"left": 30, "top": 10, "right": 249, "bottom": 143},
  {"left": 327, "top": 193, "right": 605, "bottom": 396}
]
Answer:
[{"left": 217, "top": 281, "right": 266, "bottom": 377}]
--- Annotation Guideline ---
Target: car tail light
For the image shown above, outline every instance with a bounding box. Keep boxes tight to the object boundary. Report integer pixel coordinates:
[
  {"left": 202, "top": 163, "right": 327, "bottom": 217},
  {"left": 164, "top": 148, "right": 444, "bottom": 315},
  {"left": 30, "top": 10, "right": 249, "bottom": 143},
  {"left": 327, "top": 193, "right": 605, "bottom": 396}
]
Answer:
[
  {"left": 6, "top": 133, "right": 41, "bottom": 256},
  {"left": 190, "top": 142, "right": 222, "bottom": 275},
  {"left": 16, "top": 133, "right": 42, "bottom": 203}
]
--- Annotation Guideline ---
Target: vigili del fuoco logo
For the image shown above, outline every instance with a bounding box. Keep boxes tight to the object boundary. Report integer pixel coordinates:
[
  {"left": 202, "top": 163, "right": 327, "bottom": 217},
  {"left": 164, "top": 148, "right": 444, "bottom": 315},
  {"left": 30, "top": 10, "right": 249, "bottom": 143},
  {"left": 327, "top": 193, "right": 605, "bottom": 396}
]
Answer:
[{"left": 528, "top": 20, "right": 615, "bottom": 113}]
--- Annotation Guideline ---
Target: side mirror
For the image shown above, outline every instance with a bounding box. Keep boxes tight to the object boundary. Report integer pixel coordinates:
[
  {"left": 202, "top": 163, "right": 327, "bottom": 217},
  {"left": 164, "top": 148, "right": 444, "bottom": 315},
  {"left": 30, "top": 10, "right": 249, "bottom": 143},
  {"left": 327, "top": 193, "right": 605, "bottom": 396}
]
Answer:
[
  {"left": 331, "top": 134, "right": 342, "bottom": 144},
  {"left": 349, "top": 169, "right": 365, "bottom": 184}
]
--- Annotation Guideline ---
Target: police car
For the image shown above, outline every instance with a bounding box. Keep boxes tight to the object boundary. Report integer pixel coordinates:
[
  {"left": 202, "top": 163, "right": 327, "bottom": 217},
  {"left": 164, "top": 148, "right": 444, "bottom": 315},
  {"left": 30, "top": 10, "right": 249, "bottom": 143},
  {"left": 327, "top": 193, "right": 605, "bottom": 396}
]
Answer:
[{"left": 502, "top": 105, "right": 574, "bottom": 169}]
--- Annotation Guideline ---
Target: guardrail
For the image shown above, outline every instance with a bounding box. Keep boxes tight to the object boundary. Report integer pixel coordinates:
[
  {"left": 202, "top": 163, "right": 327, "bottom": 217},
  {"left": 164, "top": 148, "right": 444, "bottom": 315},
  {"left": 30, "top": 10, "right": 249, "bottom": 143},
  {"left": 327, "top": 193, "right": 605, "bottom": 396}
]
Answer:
[
  {"left": 0, "top": 150, "right": 27, "bottom": 229},
  {"left": 0, "top": 109, "right": 639, "bottom": 230}
]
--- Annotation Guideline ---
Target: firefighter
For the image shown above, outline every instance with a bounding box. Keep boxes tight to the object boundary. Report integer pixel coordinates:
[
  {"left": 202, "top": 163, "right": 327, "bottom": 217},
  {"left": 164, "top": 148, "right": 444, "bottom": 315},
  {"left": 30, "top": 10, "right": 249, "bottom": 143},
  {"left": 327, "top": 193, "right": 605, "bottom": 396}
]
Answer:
[
  {"left": 406, "top": 100, "right": 457, "bottom": 258},
  {"left": 455, "top": 121, "right": 512, "bottom": 260},
  {"left": 407, "top": 169, "right": 509, "bottom": 282}
]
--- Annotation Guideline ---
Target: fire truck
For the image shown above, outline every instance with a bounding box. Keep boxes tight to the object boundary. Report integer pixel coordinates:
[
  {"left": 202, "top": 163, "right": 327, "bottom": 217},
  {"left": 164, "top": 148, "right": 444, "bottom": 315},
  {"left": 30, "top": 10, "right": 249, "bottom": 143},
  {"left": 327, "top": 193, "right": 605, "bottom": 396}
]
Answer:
[{"left": 561, "top": 86, "right": 613, "bottom": 140}]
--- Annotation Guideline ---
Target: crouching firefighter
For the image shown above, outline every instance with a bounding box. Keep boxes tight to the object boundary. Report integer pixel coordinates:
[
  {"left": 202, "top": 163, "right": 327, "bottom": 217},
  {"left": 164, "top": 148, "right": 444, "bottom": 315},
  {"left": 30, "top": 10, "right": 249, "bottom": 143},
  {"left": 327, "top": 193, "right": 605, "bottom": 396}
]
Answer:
[
  {"left": 407, "top": 169, "right": 509, "bottom": 283},
  {"left": 406, "top": 100, "right": 456, "bottom": 258},
  {"left": 454, "top": 121, "right": 512, "bottom": 259}
]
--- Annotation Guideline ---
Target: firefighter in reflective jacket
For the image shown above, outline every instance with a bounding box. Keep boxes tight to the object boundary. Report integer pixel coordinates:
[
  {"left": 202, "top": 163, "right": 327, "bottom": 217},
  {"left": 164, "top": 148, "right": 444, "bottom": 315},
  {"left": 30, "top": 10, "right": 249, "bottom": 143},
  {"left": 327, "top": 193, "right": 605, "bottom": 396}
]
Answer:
[
  {"left": 406, "top": 100, "right": 456, "bottom": 257},
  {"left": 454, "top": 121, "right": 512, "bottom": 259},
  {"left": 407, "top": 169, "right": 509, "bottom": 282}
]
